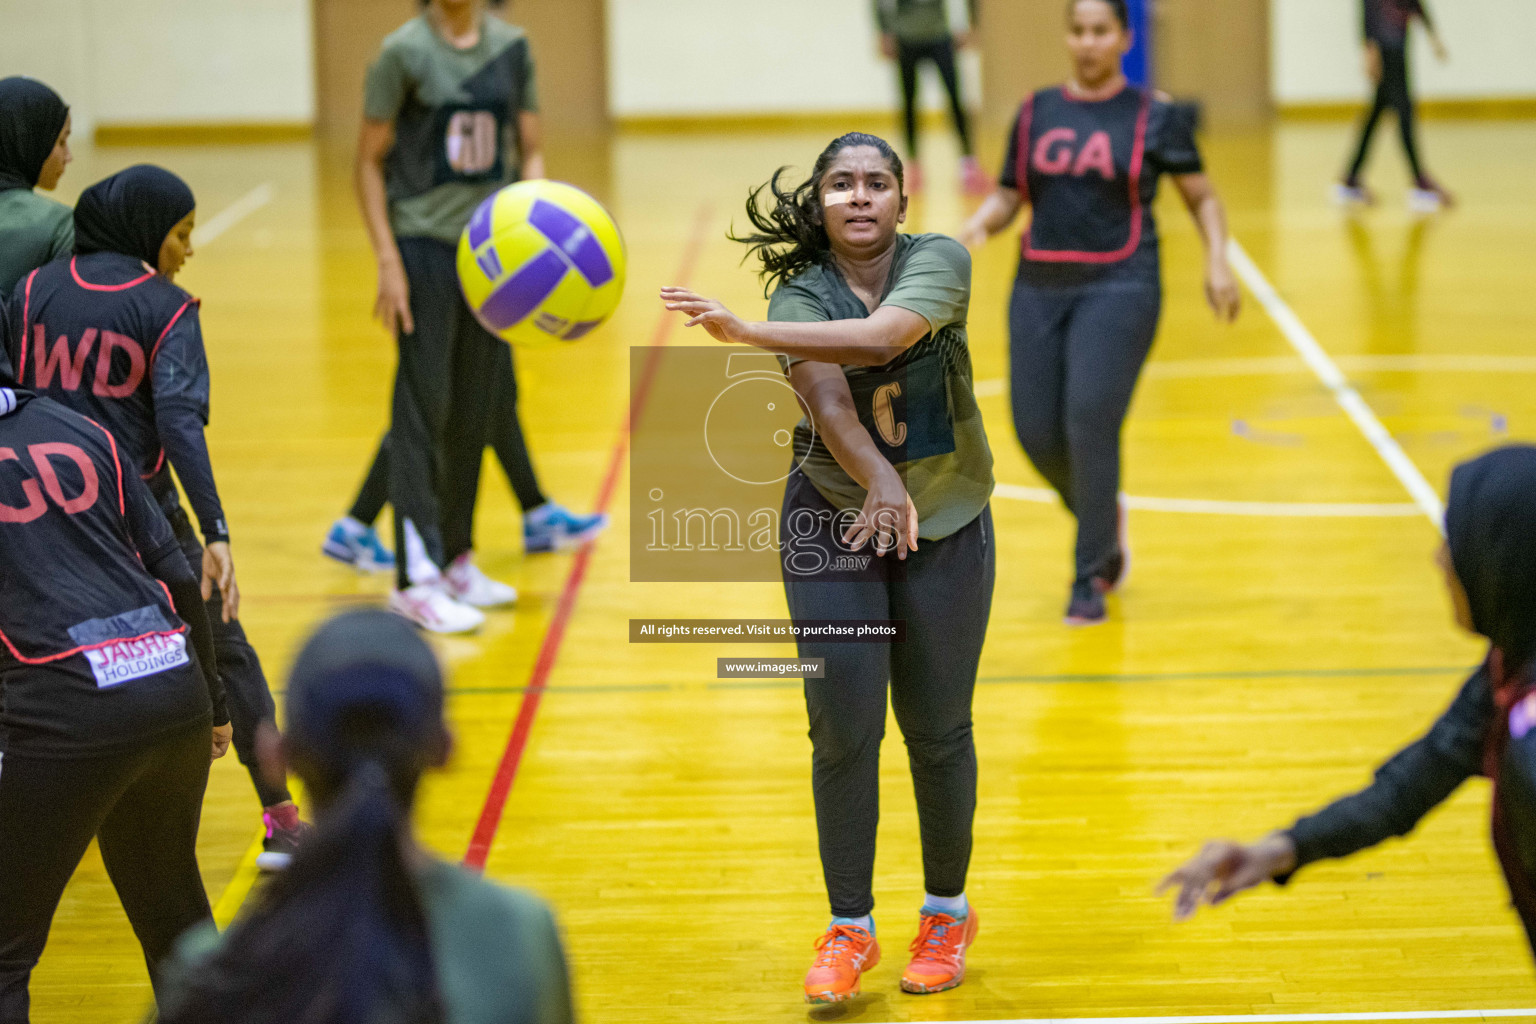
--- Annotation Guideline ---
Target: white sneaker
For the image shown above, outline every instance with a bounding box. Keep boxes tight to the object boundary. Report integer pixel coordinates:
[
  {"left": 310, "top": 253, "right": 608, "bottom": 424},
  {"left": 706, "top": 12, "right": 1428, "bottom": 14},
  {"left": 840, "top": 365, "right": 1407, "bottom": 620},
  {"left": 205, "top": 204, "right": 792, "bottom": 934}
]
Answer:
[
  {"left": 1407, "top": 187, "right": 1443, "bottom": 213},
  {"left": 1332, "top": 182, "right": 1374, "bottom": 207},
  {"left": 444, "top": 553, "right": 518, "bottom": 608},
  {"left": 389, "top": 583, "right": 485, "bottom": 634}
]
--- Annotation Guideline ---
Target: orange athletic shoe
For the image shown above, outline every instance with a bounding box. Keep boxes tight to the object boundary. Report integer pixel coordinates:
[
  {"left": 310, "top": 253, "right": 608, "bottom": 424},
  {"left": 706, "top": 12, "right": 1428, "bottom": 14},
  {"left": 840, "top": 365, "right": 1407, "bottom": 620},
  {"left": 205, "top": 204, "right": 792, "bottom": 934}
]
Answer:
[
  {"left": 803, "top": 924, "right": 881, "bottom": 1004},
  {"left": 901, "top": 907, "right": 979, "bottom": 994}
]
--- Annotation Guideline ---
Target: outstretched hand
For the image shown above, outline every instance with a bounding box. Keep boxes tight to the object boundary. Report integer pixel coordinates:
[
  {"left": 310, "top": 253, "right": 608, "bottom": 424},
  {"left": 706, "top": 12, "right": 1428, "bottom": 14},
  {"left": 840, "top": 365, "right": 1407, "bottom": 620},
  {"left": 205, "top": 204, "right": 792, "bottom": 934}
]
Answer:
[
  {"left": 661, "top": 287, "right": 757, "bottom": 345},
  {"left": 1156, "top": 833, "right": 1297, "bottom": 921}
]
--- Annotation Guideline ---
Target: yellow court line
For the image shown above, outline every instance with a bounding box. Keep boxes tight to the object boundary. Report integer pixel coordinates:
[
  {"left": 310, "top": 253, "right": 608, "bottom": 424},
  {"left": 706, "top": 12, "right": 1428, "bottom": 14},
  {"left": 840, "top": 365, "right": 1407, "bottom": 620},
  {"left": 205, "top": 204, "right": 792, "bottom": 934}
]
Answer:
[{"left": 210, "top": 829, "right": 267, "bottom": 928}]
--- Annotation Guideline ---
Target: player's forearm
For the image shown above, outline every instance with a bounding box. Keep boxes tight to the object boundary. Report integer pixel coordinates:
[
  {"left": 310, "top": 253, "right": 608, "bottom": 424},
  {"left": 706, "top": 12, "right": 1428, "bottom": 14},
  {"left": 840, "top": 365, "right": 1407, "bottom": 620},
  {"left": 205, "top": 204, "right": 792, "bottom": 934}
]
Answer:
[
  {"left": 156, "top": 404, "right": 228, "bottom": 543},
  {"left": 803, "top": 385, "right": 894, "bottom": 492},
  {"left": 148, "top": 548, "right": 228, "bottom": 725},
  {"left": 519, "top": 111, "right": 546, "bottom": 180},
  {"left": 968, "top": 188, "right": 1023, "bottom": 239},
  {"left": 355, "top": 153, "right": 401, "bottom": 267},
  {"left": 747, "top": 316, "right": 917, "bottom": 367},
  {"left": 1193, "top": 193, "right": 1229, "bottom": 267}
]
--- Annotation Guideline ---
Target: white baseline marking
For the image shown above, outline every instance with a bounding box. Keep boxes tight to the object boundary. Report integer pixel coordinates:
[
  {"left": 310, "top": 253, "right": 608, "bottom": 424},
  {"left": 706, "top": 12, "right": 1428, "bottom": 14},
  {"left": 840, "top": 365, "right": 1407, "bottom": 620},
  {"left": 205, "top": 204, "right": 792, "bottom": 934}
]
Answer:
[
  {"left": 994, "top": 483, "right": 1422, "bottom": 518},
  {"left": 879, "top": 1011, "right": 1536, "bottom": 1024},
  {"left": 1226, "top": 238, "right": 1445, "bottom": 528},
  {"left": 193, "top": 182, "right": 275, "bottom": 247}
]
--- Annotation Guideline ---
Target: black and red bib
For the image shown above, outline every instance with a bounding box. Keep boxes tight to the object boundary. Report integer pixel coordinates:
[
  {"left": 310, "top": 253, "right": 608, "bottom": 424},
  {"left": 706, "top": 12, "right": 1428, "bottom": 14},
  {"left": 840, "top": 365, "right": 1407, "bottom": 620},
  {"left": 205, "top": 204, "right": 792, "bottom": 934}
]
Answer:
[
  {"left": 0, "top": 389, "right": 211, "bottom": 752},
  {"left": 0, "top": 390, "right": 185, "bottom": 668},
  {"left": 1000, "top": 85, "right": 1202, "bottom": 280},
  {"left": 15, "top": 251, "right": 205, "bottom": 482},
  {"left": 1015, "top": 85, "right": 1150, "bottom": 264}
]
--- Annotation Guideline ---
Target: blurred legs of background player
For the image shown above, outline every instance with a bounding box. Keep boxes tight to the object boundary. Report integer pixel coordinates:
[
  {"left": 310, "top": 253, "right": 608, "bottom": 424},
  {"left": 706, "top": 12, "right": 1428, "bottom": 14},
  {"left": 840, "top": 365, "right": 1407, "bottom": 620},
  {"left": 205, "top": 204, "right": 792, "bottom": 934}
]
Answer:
[
  {"left": 876, "top": 0, "right": 988, "bottom": 195},
  {"left": 324, "top": 339, "right": 608, "bottom": 573}
]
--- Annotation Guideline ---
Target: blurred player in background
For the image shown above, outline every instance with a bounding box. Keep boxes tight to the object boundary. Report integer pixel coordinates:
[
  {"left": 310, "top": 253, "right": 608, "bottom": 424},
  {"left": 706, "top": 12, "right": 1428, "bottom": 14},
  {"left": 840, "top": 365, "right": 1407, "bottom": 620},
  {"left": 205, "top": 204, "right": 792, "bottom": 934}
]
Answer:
[
  {"left": 1161, "top": 446, "right": 1536, "bottom": 957},
  {"left": 664, "top": 131, "right": 994, "bottom": 1004},
  {"left": 159, "top": 609, "right": 575, "bottom": 1024},
  {"left": 0, "top": 78, "right": 73, "bottom": 297},
  {"left": 876, "top": 0, "right": 988, "bottom": 195},
  {"left": 959, "top": 0, "right": 1239, "bottom": 626},
  {"left": 0, "top": 359, "right": 229, "bottom": 1021},
  {"left": 1336, "top": 0, "right": 1453, "bottom": 211},
  {"left": 7, "top": 166, "right": 308, "bottom": 870},
  {"left": 337, "top": 0, "right": 605, "bottom": 633}
]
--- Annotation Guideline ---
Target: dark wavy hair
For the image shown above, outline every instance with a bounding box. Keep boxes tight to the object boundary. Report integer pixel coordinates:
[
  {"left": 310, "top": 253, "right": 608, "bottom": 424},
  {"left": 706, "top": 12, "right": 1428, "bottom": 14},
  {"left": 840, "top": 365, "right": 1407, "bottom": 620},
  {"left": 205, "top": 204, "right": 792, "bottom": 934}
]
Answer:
[
  {"left": 730, "top": 132, "right": 903, "bottom": 296},
  {"left": 1068, "top": 0, "right": 1129, "bottom": 27}
]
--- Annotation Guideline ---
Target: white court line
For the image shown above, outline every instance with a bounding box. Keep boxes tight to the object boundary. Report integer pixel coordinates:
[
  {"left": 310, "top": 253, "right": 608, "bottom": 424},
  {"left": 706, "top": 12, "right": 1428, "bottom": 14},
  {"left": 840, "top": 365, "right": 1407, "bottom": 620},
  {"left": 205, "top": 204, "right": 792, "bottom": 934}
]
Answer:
[
  {"left": 193, "top": 182, "right": 275, "bottom": 247},
  {"left": 1226, "top": 238, "right": 1445, "bottom": 529},
  {"left": 975, "top": 354, "right": 1536, "bottom": 394},
  {"left": 878, "top": 1011, "right": 1536, "bottom": 1024},
  {"left": 994, "top": 482, "right": 1422, "bottom": 518}
]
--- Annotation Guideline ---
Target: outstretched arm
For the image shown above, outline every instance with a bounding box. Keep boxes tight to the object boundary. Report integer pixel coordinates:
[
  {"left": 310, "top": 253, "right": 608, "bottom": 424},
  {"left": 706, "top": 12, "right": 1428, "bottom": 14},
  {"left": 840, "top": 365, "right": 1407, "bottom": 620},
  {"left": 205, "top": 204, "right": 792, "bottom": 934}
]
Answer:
[
  {"left": 1159, "top": 667, "right": 1495, "bottom": 919},
  {"left": 660, "top": 288, "right": 930, "bottom": 366}
]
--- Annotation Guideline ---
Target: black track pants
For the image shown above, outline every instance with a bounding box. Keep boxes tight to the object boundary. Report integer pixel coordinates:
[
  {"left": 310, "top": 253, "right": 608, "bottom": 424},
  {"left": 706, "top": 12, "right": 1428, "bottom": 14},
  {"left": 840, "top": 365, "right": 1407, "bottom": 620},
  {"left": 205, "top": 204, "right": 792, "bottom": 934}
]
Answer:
[
  {"left": 1008, "top": 275, "right": 1161, "bottom": 584},
  {"left": 1347, "top": 45, "right": 1424, "bottom": 182},
  {"left": 351, "top": 341, "right": 546, "bottom": 532},
  {"left": 896, "top": 37, "right": 973, "bottom": 157},
  {"left": 164, "top": 501, "right": 288, "bottom": 808},
  {"left": 0, "top": 721, "right": 213, "bottom": 1023},
  {"left": 780, "top": 471, "right": 994, "bottom": 919},
  {"left": 388, "top": 237, "right": 501, "bottom": 588}
]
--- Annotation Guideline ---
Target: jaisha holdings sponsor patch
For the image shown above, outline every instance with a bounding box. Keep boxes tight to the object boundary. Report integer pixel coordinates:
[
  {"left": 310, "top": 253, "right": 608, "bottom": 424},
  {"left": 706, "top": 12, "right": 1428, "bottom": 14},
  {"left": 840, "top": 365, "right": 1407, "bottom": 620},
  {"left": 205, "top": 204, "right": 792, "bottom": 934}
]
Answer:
[{"left": 83, "top": 632, "right": 189, "bottom": 688}]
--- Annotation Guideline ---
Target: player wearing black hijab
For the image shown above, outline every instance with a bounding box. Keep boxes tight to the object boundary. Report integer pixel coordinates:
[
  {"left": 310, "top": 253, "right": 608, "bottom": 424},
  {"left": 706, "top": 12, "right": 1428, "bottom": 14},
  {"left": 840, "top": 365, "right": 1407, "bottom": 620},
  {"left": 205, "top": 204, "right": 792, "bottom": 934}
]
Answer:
[
  {"left": 6, "top": 165, "right": 308, "bottom": 870},
  {"left": 0, "top": 351, "right": 229, "bottom": 1020},
  {"left": 1161, "top": 445, "right": 1536, "bottom": 962},
  {"left": 959, "top": 0, "right": 1240, "bottom": 625},
  {"left": 1336, "top": 0, "right": 1453, "bottom": 212},
  {"left": 0, "top": 77, "right": 74, "bottom": 295}
]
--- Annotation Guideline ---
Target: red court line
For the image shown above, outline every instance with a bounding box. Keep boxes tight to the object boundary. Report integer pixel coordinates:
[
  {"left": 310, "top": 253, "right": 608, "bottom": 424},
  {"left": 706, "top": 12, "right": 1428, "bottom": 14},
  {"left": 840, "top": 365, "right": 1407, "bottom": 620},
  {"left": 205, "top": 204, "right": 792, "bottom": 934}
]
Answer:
[{"left": 463, "top": 205, "right": 712, "bottom": 871}]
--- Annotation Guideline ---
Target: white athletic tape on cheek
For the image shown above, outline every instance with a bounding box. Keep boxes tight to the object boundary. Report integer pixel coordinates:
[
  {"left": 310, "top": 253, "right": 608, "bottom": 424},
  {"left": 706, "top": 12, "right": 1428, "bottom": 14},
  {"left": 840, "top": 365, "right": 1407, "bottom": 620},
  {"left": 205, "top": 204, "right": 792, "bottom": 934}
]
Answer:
[{"left": 823, "top": 191, "right": 854, "bottom": 208}]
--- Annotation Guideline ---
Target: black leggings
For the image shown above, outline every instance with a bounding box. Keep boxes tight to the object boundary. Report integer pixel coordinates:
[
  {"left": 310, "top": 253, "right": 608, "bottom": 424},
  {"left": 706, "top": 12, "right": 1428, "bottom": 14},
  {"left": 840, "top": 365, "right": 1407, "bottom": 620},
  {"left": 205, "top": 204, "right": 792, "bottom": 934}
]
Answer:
[
  {"left": 164, "top": 501, "right": 288, "bottom": 808},
  {"left": 780, "top": 471, "right": 994, "bottom": 919},
  {"left": 896, "top": 37, "right": 973, "bottom": 158},
  {"left": 1009, "top": 275, "right": 1161, "bottom": 584},
  {"left": 0, "top": 721, "right": 213, "bottom": 1023},
  {"left": 347, "top": 337, "right": 548, "bottom": 537},
  {"left": 388, "top": 238, "right": 512, "bottom": 588},
  {"left": 1347, "top": 45, "right": 1424, "bottom": 182}
]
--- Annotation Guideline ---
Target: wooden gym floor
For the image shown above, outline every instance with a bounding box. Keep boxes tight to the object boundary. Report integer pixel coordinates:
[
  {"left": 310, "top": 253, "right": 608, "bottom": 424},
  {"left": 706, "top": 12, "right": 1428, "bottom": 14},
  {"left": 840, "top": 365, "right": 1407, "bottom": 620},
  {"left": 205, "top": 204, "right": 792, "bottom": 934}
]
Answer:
[{"left": 24, "top": 114, "right": 1536, "bottom": 1022}]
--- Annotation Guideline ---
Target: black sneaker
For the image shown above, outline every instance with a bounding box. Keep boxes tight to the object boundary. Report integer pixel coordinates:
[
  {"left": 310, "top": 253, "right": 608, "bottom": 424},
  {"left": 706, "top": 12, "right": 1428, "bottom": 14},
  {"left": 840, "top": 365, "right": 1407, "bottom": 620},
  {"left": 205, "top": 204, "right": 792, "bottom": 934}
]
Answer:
[
  {"left": 256, "top": 815, "right": 312, "bottom": 872},
  {"left": 1093, "top": 549, "right": 1125, "bottom": 595},
  {"left": 1064, "top": 581, "right": 1107, "bottom": 626},
  {"left": 1093, "top": 500, "right": 1131, "bottom": 595}
]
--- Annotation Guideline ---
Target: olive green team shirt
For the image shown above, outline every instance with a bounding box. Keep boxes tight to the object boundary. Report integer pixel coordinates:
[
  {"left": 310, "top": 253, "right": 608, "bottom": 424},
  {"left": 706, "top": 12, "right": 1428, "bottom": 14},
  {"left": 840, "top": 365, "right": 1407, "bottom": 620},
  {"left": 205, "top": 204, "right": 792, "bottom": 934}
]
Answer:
[
  {"left": 164, "top": 858, "right": 574, "bottom": 1024},
  {"left": 874, "top": 0, "right": 976, "bottom": 44},
  {"left": 771, "top": 233, "right": 994, "bottom": 541},
  {"left": 364, "top": 14, "right": 540, "bottom": 243},
  {"left": 0, "top": 189, "right": 73, "bottom": 295}
]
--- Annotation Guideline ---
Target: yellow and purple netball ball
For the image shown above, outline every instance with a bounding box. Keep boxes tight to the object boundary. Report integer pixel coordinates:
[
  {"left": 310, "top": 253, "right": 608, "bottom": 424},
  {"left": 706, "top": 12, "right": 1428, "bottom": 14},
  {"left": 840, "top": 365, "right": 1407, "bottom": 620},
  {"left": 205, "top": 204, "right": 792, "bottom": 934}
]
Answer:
[{"left": 457, "top": 180, "right": 626, "bottom": 347}]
